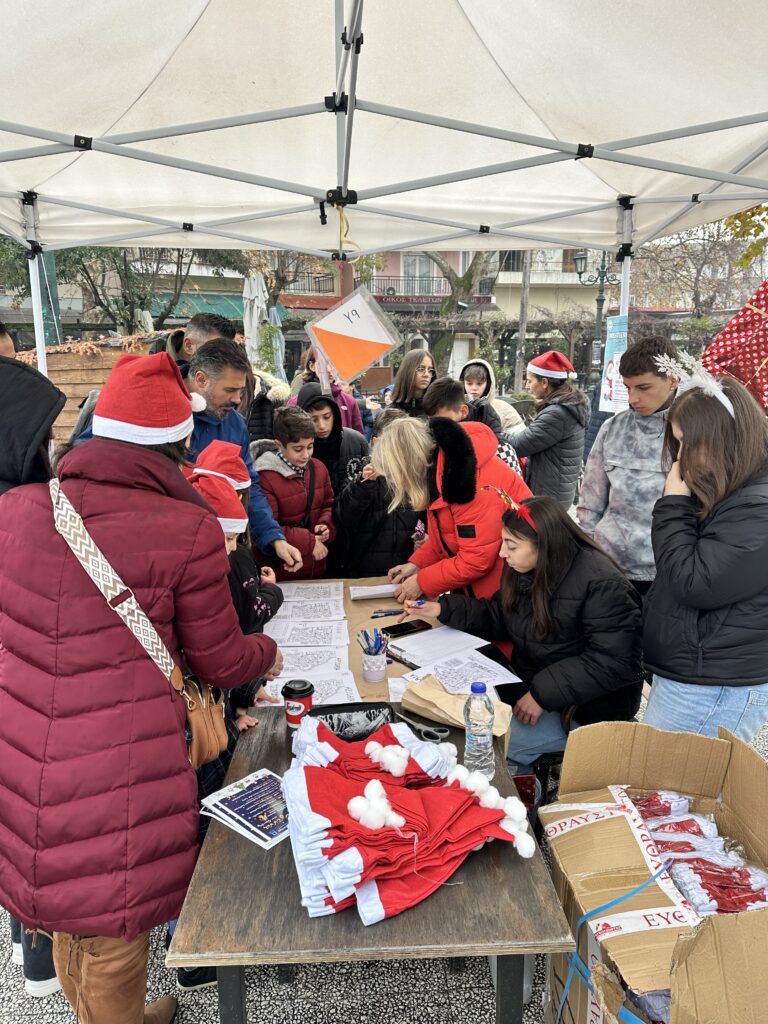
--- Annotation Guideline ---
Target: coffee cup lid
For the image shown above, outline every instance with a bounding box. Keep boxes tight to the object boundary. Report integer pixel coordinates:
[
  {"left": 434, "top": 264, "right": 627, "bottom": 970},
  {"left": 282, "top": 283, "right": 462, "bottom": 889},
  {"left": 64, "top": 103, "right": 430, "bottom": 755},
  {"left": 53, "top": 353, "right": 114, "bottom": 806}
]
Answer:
[{"left": 280, "top": 679, "right": 315, "bottom": 698}]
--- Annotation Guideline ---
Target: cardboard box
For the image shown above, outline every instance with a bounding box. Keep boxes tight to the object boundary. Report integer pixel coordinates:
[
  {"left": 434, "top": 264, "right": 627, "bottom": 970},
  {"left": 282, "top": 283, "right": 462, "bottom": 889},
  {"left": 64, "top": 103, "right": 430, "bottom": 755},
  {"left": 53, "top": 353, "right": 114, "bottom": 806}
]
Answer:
[{"left": 541, "top": 722, "right": 768, "bottom": 1024}]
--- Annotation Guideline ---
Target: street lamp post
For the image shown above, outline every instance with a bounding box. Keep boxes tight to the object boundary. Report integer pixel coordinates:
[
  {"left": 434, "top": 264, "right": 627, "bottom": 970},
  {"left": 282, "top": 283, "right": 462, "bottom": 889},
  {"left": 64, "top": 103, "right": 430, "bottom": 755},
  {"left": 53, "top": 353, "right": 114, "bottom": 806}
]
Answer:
[{"left": 574, "top": 250, "right": 620, "bottom": 377}]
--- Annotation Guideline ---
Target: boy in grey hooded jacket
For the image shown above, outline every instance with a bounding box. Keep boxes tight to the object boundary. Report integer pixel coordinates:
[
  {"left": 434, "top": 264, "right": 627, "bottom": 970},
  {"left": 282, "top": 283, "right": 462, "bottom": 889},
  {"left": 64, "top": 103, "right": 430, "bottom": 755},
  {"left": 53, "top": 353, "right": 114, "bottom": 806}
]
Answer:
[{"left": 577, "top": 336, "right": 679, "bottom": 589}]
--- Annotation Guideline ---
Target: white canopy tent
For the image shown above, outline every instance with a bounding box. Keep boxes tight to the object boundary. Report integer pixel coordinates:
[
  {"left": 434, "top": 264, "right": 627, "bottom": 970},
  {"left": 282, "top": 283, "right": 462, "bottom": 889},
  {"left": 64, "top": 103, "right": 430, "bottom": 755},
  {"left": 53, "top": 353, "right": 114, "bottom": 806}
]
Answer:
[{"left": 2, "top": 0, "right": 768, "bottom": 372}]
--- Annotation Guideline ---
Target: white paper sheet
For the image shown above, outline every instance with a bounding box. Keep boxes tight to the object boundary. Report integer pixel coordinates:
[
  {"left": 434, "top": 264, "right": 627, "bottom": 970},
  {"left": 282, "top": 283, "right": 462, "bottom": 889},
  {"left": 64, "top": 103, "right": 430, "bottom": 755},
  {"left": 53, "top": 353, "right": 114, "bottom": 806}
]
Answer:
[
  {"left": 402, "top": 649, "right": 521, "bottom": 696},
  {"left": 387, "top": 677, "right": 410, "bottom": 703},
  {"left": 349, "top": 583, "right": 398, "bottom": 601},
  {"left": 276, "top": 647, "right": 349, "bottom": 677},
  {"left": 273, "top": 599, "right": 346, "bottom": 621},
  {"left": 263, "top": 619, "right": 349, "bottom": 647},
  {"left": 386, "top": 625, "right": 486, "bottom": 667},
  {"left": 259, "top": 672, "right": 362, "bottom": 706},
  {"left": 278, "top": 581, "right": 344, "bottom": 602}
]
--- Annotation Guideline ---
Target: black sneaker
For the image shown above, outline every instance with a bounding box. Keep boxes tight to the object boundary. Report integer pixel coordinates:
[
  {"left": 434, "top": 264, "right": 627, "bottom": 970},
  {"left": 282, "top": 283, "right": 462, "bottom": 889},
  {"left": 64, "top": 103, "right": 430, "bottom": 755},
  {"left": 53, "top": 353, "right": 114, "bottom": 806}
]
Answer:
[{"left": 176, "top": 966, "right": 217, "bottom": 991}]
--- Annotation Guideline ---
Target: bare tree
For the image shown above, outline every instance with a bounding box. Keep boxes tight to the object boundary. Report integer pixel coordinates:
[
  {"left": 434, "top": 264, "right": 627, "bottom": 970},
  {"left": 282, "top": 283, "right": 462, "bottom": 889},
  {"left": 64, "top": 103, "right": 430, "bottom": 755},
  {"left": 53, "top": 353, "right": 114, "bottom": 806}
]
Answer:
[{"left": 420, "top": 250, "right": 496, "bottom": 372}]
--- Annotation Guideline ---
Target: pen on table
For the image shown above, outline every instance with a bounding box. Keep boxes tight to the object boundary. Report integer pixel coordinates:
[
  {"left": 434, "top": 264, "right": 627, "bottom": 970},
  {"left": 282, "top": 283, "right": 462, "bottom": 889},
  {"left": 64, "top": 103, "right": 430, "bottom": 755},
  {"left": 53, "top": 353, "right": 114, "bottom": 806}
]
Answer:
[{"left": 371, "top": 609, "right": 402, "bottom": 618}]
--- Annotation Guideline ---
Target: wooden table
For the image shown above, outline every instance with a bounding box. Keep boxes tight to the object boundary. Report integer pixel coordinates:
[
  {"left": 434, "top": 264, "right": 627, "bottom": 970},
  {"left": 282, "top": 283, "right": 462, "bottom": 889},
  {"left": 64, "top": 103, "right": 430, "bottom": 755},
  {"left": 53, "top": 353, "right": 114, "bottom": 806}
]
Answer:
[{"left": 168, "top": 703, "right": 573, "bottom": 1024}]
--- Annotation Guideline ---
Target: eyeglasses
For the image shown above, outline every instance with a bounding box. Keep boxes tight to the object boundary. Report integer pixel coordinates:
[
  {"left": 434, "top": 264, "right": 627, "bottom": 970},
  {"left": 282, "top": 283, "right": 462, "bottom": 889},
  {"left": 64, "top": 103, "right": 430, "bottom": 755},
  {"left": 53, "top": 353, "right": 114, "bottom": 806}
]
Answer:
[{"left": 417, "top": 366, "right": 436, "bottom": 377}]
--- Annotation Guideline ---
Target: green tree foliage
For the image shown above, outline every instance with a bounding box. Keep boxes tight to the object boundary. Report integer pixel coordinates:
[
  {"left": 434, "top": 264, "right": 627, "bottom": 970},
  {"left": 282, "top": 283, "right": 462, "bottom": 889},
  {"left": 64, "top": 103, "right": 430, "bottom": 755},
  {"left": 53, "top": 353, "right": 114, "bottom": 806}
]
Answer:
[{"left": 723, "top": 204, "right": 768, "bottom": 269}]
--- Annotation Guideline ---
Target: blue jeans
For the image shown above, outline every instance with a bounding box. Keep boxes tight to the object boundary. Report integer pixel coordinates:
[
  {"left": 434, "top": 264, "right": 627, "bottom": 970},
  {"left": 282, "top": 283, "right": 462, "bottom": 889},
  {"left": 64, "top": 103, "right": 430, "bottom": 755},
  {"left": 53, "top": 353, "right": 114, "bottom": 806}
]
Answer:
[
  {"left": 506, "top": 710, "right": 579, "bottom": 774},
  {"left": 643, "top": 675, "right": 768, "bottom": 742}
]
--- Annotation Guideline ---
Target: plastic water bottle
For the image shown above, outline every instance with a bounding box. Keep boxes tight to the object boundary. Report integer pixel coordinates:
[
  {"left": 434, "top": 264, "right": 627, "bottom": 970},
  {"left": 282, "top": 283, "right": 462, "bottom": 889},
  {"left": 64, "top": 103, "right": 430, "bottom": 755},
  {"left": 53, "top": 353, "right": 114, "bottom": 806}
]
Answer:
[{"left": 463, "top": 682, "right": 495, "bottom": 779}]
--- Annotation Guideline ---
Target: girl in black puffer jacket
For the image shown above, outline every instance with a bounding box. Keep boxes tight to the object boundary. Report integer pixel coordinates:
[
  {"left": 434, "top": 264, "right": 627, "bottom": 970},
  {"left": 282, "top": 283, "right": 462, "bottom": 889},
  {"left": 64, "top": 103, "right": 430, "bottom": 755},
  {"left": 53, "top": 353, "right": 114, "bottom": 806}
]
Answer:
[
  {"left": 643, "top": 374, "right": 768, "bottom": 741},
  {"left": 404, "top": 496, "right": 642, "bottom": 772}
]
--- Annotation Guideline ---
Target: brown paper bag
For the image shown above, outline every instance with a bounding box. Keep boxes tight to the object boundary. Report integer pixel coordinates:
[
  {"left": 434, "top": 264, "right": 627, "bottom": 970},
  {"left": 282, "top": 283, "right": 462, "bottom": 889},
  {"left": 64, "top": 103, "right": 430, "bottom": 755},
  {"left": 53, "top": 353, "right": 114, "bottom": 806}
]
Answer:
[{"left": 401, "top": 675, "right": 512, "bottom": 737}]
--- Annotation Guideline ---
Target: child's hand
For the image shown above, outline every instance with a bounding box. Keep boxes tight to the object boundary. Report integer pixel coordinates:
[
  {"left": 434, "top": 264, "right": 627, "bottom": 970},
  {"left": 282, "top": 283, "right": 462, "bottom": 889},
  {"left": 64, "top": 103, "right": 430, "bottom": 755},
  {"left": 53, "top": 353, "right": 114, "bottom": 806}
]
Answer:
[
  {"left": 314, "top": 524, "right": 330, "bottom": 542},
  {"left": 255, "top": 687, "right": 281, "bottom": 705},
  {"left": 236, "top": 712, "right": 259, "bottom": 732},
  {"left": 664, "top": 460, "right": 691, "bottom": 497},
  {"left": 513, "top": 692, "right": 544, "bottom": 726},
  {"left": 361, "top": 464, "right": 378, "bottom": 481},
  {"left": 366, "top": 396, "right": 381, "bottom": 410},
  {"left": 395, "top": 574, "right": 424, "bottom": 603},
  {"left": 312, "top": 538, "right": 328, "bottom": 561},
  {"left": 259, "top": 566, "right": 277, "bottom": 585},
  {"left": 412, "top": 532, "right": 427, "bottom": 550}
]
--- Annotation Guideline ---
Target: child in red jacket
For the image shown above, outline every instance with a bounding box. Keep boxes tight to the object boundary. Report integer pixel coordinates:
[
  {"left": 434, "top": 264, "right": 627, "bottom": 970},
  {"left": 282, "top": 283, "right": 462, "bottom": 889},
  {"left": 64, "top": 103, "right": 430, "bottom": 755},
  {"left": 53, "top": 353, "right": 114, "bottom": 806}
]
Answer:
[{"left": 254, "top": 406, "right": 335, "bottom": 579}]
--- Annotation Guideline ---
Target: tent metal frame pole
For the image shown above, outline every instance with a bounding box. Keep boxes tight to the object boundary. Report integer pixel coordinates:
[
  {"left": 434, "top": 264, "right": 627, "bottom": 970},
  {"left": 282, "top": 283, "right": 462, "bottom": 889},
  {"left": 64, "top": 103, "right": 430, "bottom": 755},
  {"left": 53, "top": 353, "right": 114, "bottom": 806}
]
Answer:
[
  {"left": 635, "top": 137, "right": 768, "bottom": 246},
  {"left": 201, "top": 203, "right": 317, "bottom": 228},
  {"left": 45, "top": 227, "right": 176, "bottom": 250},
  {"left": 334, "top": 0, "right": 361, "bottom": 99},
  {"left": 0, "top": 143, "right": 71, "bottom": 164},
  {"left": 22, "top": 195, "right": 48, "bottom": 377},
  {"left": 38, "top": 193, "right": 186, "bottom": 231},
  {"left": 618, "top": 205, "right": 634, "bottom": 318},
  {"left": 353, "top": 230, "right": 506, "bottom": 259},
  {"left": 493, "top": 201, "right": 618, "bottom": 229},
  {"left": 195, "top": 224, "right": 330, "bottom": 258},
  {"left": 105, "top": 104, "right": 327, "bottom": 145},
  {"left": 340, "top": 0, "right": 364, "bottom": 197},
  {"left": 90, "top": 139, "right": 327, "bottom": 199},
  {"left": 357, "top": 203, "right": 481, "bottom": 233},
  {"left": 600, "top": 110, "right": 768, "bottom": 152},
  {"left": 492, "top": 227, "right": 617, "bottom": 252},
  {"left": 588, "top": 146, "right": 768, "bottom": 191},
  {"left": 334, "top": 0, "right": 347, "bottom": 187},
  {"left": 0, "top": 220, "right": 31, "bottom": 248}
]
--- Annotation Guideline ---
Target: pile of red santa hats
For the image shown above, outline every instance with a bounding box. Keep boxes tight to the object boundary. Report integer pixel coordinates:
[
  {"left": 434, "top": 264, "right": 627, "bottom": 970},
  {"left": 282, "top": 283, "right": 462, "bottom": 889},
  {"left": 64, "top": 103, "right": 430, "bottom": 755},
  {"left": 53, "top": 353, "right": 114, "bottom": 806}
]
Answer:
[{"left": 282, "top": 716, "right": 535, "bottom": 925}]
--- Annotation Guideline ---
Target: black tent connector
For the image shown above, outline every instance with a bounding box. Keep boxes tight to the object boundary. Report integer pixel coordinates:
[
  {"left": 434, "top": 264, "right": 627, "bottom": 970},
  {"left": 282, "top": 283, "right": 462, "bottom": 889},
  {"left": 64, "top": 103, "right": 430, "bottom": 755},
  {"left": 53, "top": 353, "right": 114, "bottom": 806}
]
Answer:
[
  {"left": 182, "top": 222, "right": 194, "bottom": 232},
  {"left": 21, "top": 190, "right": 38, "bottom": 205},
  {"left": 479, "top": 225, "right": 490, "bottom": 233},
  {"left": 354, "top": 32, "right": 364, "bottom": 54},
  {"left": 331, "top": 251, "right": 348, "bottom": 262},
  {"left": 318, "top": 202, "right": 328, "bottom": 226},
  {"left": 576, "top": 143, "right": 594, "bottom": 159},
  {"left": 24, "top": 242, "right": 43, "bottom": 259},
  {"left": 341, "top": 28, "right": 350, "bottom": 49},
  {"left": 691, "top": 193, "right": 701, "bottom": 204},
  {"left": 325, "top": 92, "right": 348, "bottom": 113},
  {"left": 616, "top": 243, "right": 633, "bottom": 263},
  {"left": 74, "top": 135, "right": 92, "bottom": 151},
  {"left": 617, "top": 194, "right": 634, "bottom": 210},
  {"left": 326, "top": 187, "right": 357, "bottom": 206}
]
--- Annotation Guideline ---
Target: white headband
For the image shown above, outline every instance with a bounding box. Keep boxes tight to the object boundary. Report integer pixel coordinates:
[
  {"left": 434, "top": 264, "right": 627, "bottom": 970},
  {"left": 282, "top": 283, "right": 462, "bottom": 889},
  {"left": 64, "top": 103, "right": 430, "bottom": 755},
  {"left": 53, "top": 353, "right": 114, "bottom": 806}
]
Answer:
[{"left": 654, "top": 352, "right": 735, "bottom": 419}]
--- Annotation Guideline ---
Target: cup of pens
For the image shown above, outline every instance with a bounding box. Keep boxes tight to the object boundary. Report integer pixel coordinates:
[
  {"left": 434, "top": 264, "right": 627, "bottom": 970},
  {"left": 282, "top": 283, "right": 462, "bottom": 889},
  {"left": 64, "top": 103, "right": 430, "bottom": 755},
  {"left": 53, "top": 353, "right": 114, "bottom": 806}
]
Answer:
[{"left": 358, "top": 628, "right": 388, "bottom": 684}]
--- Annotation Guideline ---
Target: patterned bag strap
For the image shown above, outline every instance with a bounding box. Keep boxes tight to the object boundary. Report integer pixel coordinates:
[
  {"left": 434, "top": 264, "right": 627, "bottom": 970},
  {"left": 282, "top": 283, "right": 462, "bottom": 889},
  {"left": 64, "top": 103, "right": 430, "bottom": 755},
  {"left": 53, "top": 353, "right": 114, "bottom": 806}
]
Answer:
[{"left": 49, "top": 478, "right": 181, "bottom": 689}]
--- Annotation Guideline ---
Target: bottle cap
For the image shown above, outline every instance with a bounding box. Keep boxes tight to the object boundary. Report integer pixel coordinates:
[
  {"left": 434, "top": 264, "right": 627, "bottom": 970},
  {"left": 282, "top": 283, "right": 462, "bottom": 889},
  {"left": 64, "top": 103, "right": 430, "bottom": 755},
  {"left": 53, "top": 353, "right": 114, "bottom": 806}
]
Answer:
[{"left": 470, "top": 681, "right": 487, "bottom": 694}]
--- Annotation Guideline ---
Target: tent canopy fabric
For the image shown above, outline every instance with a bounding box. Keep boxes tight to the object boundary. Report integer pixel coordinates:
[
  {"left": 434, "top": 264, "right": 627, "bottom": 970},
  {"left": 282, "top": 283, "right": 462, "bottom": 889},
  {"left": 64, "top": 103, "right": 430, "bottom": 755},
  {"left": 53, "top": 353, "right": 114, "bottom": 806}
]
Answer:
[{"left": 1, "top": 0, "right": 768, "bottom": 258}]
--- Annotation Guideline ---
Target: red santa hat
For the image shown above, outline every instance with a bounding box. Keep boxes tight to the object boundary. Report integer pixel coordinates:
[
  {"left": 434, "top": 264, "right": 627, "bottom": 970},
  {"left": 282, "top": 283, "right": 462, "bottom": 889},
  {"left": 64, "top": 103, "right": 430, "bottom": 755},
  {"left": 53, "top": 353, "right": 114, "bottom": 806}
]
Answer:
[
  {"left": 527, "top": 350, "right": 577, "bottom": 380},
  {"left": 92, "top": 352, "right": 206, "bottom": 444},
  {"left": 190, "top": 440, "right": 250, "bottom": 491},
  {"left": 192, "top": 474, "right": 248, "bottom": 535}
]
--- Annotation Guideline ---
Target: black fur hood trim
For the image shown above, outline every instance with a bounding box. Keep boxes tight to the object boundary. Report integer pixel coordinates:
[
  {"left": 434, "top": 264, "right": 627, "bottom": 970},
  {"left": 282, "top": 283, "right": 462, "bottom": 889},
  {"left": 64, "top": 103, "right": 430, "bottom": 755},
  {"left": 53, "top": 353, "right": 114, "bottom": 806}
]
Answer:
[{"left": 429, "top": 416, "right": 477, "bottom": 504}]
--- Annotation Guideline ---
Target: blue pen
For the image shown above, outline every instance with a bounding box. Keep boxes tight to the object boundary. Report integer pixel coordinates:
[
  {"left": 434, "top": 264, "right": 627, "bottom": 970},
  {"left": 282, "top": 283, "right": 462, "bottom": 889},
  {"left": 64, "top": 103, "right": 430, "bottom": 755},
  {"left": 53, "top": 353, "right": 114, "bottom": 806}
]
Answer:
[
  {"left": 415, "top": 599, "right": 427, "bottom": 607},
  {"left": 363, "top": 629, "right": 373, "bottom": 651}
]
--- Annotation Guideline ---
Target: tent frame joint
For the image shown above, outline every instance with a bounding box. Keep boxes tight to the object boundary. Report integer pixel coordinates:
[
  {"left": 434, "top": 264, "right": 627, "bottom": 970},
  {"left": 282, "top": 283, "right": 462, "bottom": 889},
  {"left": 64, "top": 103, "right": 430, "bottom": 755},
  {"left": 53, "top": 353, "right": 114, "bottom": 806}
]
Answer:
[
  {"left": 331, "top": 251, "right": 348, "bottom": 261},
  {"left": 74, "top": 134, "right": 92, "bottom": 151},
  {"left": 576, "top": 143, "right": 594, "bottom": 159},
  {"left": 182, "top": 222, "right": 194, "bottom": 231},
  {"left": 479, "top": 224, "right": 490, "bottom": 233},
  {"left": 325, "top": 92, "right": 348, "bottom": 113},
  {"left": 616, "top": 243, "right": 633, "bottom": 263},
  {"left": 21, "top": 189, "right": 38, "bottom": 205},
  {"left": 24, "top": 241, "right": 43, "bottom": 259},
  {"left": 617, "top": 194, "right": 634, "bottom": 209},
  {"left": 318, "top": 201, "right": 328, "bottom": 225},
  {"left": 326, "top": 186, "right": 357, "bottom": 206}
]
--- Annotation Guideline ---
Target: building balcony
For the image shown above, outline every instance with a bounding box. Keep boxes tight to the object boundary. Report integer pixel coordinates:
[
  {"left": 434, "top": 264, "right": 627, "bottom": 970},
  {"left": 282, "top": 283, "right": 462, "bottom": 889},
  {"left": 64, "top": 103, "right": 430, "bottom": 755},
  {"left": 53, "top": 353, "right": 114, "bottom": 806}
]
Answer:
[
  {"left": 282, "top": 272, "right": 338, "bottom": 294},
  {"left": 359, "top": 275, "right": 495, "bottom": 305},
  {"left": 497, "top": 269, "right": 596, "bottom": 287}
]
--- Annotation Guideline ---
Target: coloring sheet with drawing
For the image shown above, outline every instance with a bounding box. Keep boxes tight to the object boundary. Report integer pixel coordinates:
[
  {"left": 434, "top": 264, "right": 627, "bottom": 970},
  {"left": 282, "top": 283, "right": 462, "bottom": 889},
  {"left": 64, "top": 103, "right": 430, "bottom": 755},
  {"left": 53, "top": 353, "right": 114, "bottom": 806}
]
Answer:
[
  {"left": 276, "top": 647, "right": 349, "bottom": 677},
  {"left": 259, "top": 672, "right": 362, "bottom": 706},
  {"left": 273, "top": 600, "right": 346, "bottom": 621},
  {"left": 403, "top": 650, "right": 521, "bottom": 695},
  {"left": 278, "top": 581, "right": 344, "bottom": 602},
  {"left": 263, "top": 619, "right": 349, "bottom": 648}
]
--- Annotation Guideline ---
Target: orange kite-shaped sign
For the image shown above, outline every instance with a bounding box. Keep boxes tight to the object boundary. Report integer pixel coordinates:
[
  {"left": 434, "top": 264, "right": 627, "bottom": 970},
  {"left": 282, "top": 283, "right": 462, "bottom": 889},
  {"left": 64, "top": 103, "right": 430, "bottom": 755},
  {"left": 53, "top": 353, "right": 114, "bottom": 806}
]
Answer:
[
  {"left": 702, "top": 280, "right": 768, "bottom": 410},
  {"left": 305, "top": 285, "right": 400, "bottom": 383}
]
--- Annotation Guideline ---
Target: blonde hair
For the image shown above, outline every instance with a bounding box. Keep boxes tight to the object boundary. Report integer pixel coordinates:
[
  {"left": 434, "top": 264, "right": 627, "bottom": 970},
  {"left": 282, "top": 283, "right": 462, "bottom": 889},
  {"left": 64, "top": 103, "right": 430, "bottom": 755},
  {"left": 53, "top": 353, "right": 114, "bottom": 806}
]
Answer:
[{"left": 371, "top": 417, "right": 434, "bottom": 513}]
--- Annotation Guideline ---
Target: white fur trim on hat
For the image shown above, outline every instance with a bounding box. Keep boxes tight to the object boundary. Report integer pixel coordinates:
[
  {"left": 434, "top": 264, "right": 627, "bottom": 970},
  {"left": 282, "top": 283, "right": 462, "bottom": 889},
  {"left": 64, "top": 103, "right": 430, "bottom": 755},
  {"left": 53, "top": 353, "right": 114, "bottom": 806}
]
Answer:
[
  {"left": 92, "top": 412, "right": 193, "bottom": 444},
  {"left": 218, "top": 516, "right": 248, "bottom": 533},
  {"left": 190, "top": 392, "right": 207, "bottom": 412},
  {"left": 526, "top": 362, "right": 568, "bottom": 379},
  {"left": 191, "top": 467, "right": 250, "bottom": 491}
]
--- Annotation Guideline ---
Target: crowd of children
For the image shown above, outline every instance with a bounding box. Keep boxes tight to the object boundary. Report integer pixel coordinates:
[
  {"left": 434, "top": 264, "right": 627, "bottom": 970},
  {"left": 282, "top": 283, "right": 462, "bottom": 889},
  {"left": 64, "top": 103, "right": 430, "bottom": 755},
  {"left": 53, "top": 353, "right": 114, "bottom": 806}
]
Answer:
[{"left": 2, "top": 327, "right": 768, "bottom": 1022}]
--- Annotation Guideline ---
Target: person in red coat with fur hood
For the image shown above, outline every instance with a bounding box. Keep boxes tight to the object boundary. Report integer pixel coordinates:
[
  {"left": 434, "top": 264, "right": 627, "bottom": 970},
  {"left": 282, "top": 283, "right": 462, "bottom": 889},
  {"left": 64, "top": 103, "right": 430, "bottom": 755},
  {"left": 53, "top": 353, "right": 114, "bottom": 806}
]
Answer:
[
  {"left": 254, "top": 406, "right": 336, "bottom": 580},
  {"left": 0, "top": 353, "right": 281, "bottom": 1024},
  {"left": 374, "top": 417, "right": 531, "bottom": 606}
]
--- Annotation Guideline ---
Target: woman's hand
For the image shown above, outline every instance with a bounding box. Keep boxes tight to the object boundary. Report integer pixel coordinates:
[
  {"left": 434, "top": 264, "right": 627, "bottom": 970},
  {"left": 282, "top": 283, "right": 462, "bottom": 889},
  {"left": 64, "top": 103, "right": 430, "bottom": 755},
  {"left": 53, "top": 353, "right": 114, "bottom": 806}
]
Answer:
[
  {"left": 254, "top": 686, "right": 281, "bottom": 705},
  {"left": 314, "top": 523, "right": 330, "bottom": 542},
  {"left": 401, "top": 599, "right": 440, "bottom": 620},
  {"left": 361, "top": 463, "right": 378, "bottom": 481},
  {"left": 394, "top": 574, "right": 424, "bottom": 603},
  {"left": 513, "top": 691, "right": 544, "bottom": 726},
  {"left": 664, "top": 460, "right": 691, "bottom": 497},
  {"left": 259, "top": 566, "right": 277, "bottom": 585},
  {"left": 312, "top": 537, "right": 328, "bottom": 561},
  {"left": 388, "top": 561, "right": 418, "bottom": 583},
  {"left": 264, "top": 649, "right": 284, "bottom": 681}
]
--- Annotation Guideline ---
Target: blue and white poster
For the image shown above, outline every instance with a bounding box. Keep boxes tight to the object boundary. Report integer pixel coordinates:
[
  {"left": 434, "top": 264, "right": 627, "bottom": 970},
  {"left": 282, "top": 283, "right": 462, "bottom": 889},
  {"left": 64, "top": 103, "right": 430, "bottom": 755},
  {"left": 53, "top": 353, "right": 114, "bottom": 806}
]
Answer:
[{"left": 598, "top": 315, "right": 629, "bottom": 413}]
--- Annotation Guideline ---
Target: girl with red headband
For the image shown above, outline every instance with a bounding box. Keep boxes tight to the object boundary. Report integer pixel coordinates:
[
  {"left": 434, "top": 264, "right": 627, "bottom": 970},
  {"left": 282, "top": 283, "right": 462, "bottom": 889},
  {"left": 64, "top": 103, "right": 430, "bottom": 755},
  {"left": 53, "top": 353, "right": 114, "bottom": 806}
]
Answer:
[{"left": 404, "top": 495, "right": 643, "bottom": 775}]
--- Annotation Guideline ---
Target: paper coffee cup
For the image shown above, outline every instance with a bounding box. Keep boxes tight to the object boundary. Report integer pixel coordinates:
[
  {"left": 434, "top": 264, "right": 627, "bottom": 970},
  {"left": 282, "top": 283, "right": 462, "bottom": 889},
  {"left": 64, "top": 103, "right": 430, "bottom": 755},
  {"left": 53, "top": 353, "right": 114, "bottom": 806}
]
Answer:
[{"left": 280, "top": 679, "right": 314, "bottom": 729}]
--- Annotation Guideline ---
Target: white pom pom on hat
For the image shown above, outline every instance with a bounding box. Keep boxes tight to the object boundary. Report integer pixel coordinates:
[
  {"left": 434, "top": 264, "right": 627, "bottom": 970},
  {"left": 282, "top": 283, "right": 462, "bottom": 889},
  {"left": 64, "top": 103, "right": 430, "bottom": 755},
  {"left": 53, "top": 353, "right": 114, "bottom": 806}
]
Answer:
[{"left": 190, "top": 392, "right": 207, "bottom": 413}]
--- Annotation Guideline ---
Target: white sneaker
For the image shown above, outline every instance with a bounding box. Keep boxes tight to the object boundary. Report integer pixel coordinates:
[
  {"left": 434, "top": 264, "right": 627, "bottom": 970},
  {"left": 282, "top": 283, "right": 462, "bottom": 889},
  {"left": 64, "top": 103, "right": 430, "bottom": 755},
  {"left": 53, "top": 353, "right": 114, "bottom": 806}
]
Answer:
[
  {"left": 24, "top": 975, "right": 61, "bottom": 998},
  {"left": 11, "top": 942, "right": 23, "bottom": 966}
]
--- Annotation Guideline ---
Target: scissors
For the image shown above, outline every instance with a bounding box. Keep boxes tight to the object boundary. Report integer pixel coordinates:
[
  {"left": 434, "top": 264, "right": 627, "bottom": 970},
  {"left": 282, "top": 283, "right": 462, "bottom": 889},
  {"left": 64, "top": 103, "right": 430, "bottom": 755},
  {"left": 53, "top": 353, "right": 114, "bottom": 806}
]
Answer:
[{"left": 394, "top": 710, "right": 450, "bottom": 744}]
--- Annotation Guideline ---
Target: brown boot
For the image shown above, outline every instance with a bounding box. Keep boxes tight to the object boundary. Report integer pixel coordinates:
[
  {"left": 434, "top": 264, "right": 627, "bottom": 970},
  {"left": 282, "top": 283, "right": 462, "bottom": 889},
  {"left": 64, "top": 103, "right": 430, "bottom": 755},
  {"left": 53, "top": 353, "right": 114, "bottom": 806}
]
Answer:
[{"left": 144, "top": 995, "right": 178, "bottom": 1024}]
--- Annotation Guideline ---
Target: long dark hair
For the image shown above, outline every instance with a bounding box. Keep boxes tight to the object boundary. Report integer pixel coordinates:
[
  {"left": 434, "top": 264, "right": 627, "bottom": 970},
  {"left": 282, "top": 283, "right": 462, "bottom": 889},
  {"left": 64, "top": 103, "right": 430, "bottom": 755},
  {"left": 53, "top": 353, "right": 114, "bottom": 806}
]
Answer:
[
  {"left": 500, "top": 496, "right": 612, "bottom": 640},
  {"left": 664, "top": 376, "right": 768, "bottom": 519},
  {"left": 391, "top": 349, "right": 435, "bottom": 405},
  {"left": 53, "top": 438, "right": 190, "bottom": 473}
]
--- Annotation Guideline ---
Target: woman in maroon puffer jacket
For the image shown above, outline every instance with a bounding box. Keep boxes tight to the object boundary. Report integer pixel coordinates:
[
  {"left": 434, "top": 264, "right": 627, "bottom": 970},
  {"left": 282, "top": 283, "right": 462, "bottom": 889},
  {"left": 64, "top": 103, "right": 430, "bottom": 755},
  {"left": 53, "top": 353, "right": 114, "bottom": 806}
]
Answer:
[{"left": 0, "top": 353, "right": 280, "bottom": 1024}]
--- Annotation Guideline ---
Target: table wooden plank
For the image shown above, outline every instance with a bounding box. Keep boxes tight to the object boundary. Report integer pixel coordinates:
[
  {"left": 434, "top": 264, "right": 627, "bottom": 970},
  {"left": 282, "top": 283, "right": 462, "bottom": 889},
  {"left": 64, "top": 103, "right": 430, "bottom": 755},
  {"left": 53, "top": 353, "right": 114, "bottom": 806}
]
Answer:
[{"left": 168, "top": 707, "right": 573, "bottom": 968}]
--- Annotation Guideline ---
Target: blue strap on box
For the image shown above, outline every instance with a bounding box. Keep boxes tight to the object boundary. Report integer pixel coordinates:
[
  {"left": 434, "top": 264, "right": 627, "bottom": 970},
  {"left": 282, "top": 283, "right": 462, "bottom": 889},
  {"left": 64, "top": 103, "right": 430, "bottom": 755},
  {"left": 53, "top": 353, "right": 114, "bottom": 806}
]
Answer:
[{"left": 554, "top": 861, "right": 674, "bottom": 1024}]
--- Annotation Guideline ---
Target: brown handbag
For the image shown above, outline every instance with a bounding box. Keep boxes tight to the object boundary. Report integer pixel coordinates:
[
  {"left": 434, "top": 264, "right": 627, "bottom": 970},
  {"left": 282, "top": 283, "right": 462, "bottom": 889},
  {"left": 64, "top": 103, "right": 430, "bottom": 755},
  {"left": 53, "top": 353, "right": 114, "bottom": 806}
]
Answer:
[{"left": 51, "top": 478, "right": 229, "bottom": 770}]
